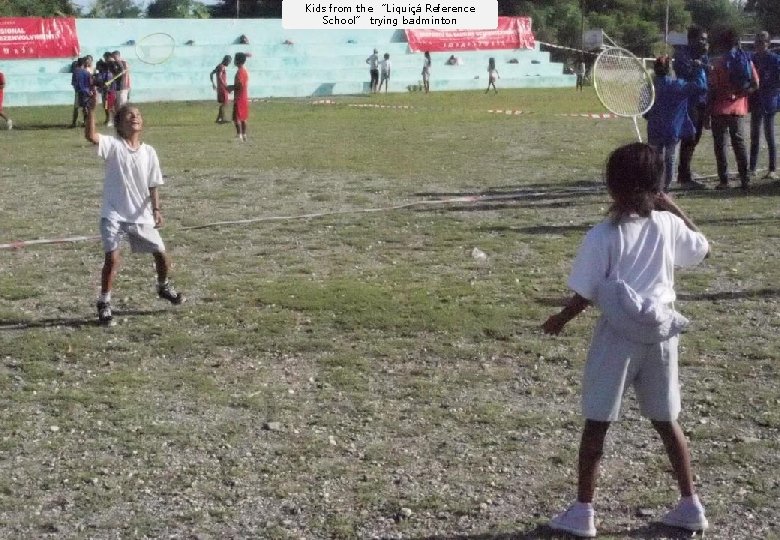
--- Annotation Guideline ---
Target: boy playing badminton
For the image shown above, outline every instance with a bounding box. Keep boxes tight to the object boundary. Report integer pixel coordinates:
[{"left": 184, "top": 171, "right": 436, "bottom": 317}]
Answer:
[
  {"left": 229, "top": 52, "right": 249, "bottom": 141},
  {"left": 85, "top": 103, "right": 185, "bottom": 324},
  {"left": 543, "top": 143, "right": 710, "bottom": 537}
]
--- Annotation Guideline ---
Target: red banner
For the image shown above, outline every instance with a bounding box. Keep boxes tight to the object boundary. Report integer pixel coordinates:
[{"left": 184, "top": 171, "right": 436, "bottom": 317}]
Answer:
[
  {"left": 406, "top": 17, "right": 534, "bottom": 53},
  {"left": 0, "top": 17, "right": 80, "bottom": 60}
]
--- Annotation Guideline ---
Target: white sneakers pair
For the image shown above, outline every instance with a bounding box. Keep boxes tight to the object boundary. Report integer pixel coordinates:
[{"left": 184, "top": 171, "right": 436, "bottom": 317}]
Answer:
[
  {"left": 550, "top": 496, "right": 708, "bottom": 538},
  {"left": 6, "top": 119, "right": 12, "bottom": 130}
]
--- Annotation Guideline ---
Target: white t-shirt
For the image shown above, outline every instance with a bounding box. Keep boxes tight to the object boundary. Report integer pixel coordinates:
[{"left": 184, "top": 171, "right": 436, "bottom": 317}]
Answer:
[
  {"left": 98, "top": 134, "right": 164, "bottom": 225},
  {"left": 568, "top": 211, "right": 708, "bottom": 304},
  {"left": 381, "top": 59, "right": 391, "bottom": 76},
  {"left": 366, "top": 53, "right": 379, "bottom": 70},
  {"left": 422, "top": 57, "right": 431, "bottom": 75}
]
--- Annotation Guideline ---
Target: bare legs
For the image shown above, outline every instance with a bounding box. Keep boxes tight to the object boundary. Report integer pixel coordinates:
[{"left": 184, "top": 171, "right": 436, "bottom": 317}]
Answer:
[
  {"left": 576, "top": 419, "right": 696, "bottom": 503},
  {"left": 101, "top": 250, "right": 171, "bottom": 295}
]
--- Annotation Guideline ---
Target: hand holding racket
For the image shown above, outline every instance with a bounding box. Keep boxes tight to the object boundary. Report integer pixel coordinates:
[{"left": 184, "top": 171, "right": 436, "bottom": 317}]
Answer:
[{"left": 592, "top": 47, "right": 655, "bottom": 142}]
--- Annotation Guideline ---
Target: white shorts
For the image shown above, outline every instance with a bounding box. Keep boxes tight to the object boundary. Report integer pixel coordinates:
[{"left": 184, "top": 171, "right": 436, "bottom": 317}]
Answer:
[
  {"left": 581, "top": 317, "right": 681, "bottom": 422},
  {"left": 100, "top": 218, "right": 165, "bottom": 254}
]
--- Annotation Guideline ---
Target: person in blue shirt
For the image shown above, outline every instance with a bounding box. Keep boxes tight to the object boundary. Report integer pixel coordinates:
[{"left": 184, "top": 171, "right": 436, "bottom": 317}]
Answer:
[
  {"left": 673, "top": 25, "right": 710, "bottom": 189},
  {"left": 646, "top": 56, "right": 707, "bottom": 191},
  {"left": 749, "top": 31, "right": 780, "bottom": 181}
]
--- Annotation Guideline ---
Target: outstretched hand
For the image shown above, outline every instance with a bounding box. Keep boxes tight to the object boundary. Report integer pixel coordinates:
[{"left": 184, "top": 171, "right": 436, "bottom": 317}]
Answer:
[{"left": 541, "top": 313, "right": 567, "bottom": 335}]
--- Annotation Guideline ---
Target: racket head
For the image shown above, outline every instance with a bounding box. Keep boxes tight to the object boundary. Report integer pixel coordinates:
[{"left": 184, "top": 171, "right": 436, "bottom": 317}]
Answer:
[
  {"left": 592, "top": 46, "right": 655, "bottom": 118},
  {"left": 135, "top": 33, "right": 175, "bottom": 65}
]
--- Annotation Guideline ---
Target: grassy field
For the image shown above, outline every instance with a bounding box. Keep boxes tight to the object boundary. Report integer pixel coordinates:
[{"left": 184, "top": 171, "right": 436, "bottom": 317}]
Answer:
[{"left": 1, "top": 89, "right": 779, "bottom": 539}]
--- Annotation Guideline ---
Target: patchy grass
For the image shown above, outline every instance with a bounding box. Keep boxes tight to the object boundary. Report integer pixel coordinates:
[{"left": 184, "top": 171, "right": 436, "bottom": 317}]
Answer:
[{"left": 1, "top": 88, "right": 779, "bottom": 538}]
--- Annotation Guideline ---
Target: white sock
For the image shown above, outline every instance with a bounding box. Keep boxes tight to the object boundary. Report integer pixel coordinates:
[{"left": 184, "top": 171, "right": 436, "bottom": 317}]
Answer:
[
  {"left": 574, "top": 501, "right": 594, "bottom": 512},
  {"left": 683, "top": 494, "right": 701, "bottom": 507},
  {"left": 99, "top": 292, "right": 111, "bottom": 303}
]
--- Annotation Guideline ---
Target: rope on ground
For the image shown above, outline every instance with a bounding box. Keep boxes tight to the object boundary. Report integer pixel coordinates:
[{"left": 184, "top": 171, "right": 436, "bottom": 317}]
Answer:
[{"left": 1, "top": 189, "right": 606, "bottom": 249}]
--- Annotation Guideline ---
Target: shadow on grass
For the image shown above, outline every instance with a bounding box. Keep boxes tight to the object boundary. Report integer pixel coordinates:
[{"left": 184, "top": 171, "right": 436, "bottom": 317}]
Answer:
[
  {"left": 11, "top": 124, "right": 78, "bottom": 131},
  {"left": 0, "top": 308, "right": 169, "bottom": 330},
  {"left": 411, "top": 522, "right": 700, "bottom": 539},
  {"left": 538, "top": 288, "right": 780, "bottom": 307},
  {"left": 678, "top": 288, "right": 780, "bottom": 301}
]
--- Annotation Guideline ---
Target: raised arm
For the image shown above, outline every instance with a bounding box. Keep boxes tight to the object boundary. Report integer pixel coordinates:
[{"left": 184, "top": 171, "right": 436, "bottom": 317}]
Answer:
[{"left": 84, "top": 104, "right": 100, "bottom": 145}]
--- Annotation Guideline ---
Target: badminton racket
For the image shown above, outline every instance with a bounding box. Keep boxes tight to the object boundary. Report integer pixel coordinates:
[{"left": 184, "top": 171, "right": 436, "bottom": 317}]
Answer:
[
  {"left": 135, "top": 33, "right": 176, "bottom": 65},
  {"left": 592, "top": 46, "right": 655, "bottom": 142}
]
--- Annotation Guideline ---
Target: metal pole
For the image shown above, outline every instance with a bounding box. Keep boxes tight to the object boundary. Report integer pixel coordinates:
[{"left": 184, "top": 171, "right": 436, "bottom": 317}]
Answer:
[
  {"left": 665, "top": 0, "right": 670, "bottom": 50},
  {"left": 236, "top": 0, "right": 240, "bottom": 18}
]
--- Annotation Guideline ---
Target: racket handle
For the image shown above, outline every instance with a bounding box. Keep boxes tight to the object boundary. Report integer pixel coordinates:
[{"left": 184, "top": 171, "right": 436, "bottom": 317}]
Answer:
[{"left": 633, "top": 117, "right": 643, "bottom": 143}]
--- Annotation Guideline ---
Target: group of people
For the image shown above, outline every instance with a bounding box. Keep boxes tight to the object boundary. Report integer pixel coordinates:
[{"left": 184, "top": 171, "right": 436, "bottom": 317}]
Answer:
[
  {"left": 70, "top": 51, "right": 131, "bottom": 129},
  {"left": 208, "top": 52, "right": 250, "bottom": 140},
  {"left": 364, "top": 50, "right": 500, "bottom": 95},
  {"left": 646, "top": 25, "right": 780, "bottom": 191},
  {"left": 366, "top": 48, "right": 393, "bottom": 93}
]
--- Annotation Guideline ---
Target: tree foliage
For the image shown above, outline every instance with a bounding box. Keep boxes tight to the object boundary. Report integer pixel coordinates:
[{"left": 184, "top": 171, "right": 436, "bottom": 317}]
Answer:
[
  {"left": 84, "top": 0, "right": 143, "bottom": 18},
  {"left": 0, "top": 0, "right": 77, "bottom": 17},
  {"left": 147, "top": 0, "right": 210, "bottom": 19}
]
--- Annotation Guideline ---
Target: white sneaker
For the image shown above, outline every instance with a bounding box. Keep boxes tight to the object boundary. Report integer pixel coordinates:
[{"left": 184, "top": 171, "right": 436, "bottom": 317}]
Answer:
[
  {"left": 764, "top": 170, "right": 778, "bottom": 180},
  {"left": 6, "top": 119, "right": 12, "bottom": 130},
  {"left": 550, "top": 502, "right": 597, "bottom": 538},
  {"left": 662, "top": 496, "right": 709, "bottom": 532},
  {"left": 106, "top": 121, "right": 114, "bottom": 127}
]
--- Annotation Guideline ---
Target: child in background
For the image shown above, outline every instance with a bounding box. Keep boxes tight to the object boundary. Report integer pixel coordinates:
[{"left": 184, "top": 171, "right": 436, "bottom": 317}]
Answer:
[
  {"left": 228, "top": 52, "right": 249, "bottom": 141},
  {"left": 486, "top": 57, "right": 499, "bottom": 94},
  {"left": 210, "top": 54, "right": 232, "bottom": 124},
  {"left": 379, "top": 53, "right": 391, "bottom": 93},
  {"left": 542, "top": 143, "right": 710, "bottom": 538},
  {"left": 0, "top": 70, "right": 12, "bottom": 129},
  {"left": 749, "top": 31, "right": 780, "bottom": 180},
  {"left": 645, "top": 56, "right": 706, "bottom": 191},
  {"left": 422, "top": 51, "right": 432, "bottom": 93},
  {"left": 84, "top": 103, "right": 185, "bottom": 324}
]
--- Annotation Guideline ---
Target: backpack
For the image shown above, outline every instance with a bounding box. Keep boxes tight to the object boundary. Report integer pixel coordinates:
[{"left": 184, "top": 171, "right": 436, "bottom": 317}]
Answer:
[{"left": 726, "top": 48, "right": 753, "bottom": 91}]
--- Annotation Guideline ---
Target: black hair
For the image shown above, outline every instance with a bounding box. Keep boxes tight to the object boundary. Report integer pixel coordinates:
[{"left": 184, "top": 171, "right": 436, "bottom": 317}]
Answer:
[
  {"left": 653, "top": 56, "right": 671, "bottom": 77},
  {"left": 687, "top": 24, "right": 705, "bottom": 42},
  {"left": 605, "top": 143, "right": 663, "bottom": 223},
  {"left": 714, "top": 26, "right": 740, "bottom": 51},
  {"left": 235, "top": 52, "right": 247, "bottom": 65},
  {"left": 222, "top": 54, "right": 232, "bottom": 64},
  {"left": 113, "top": 103, "right": 138, "bottom": 139}
]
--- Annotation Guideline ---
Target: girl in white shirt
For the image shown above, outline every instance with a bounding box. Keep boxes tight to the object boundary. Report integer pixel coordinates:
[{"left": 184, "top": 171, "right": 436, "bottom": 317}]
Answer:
[{"left": 542, "top": 143, "right": 710, "bottom": 537}]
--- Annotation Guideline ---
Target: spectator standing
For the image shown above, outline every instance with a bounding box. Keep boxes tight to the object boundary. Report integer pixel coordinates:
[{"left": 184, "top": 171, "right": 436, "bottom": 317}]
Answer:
[
  {"left": 112, "top": 50, "right": 131, "bottom": 108},
  {"left": 378, "top": 53, "right": 391, "bottom": 93},
  {"left": 749, "top": 31, "right": 780, "bottom": 180},
  {"left": 673, "top": 26, "right": 710, "bottom": 189},
  {"left": 210, "top": 55, "right": 232, "bottom": 124},
  {"left": 229, "top": 52, "right": 250, "bottom": 141},
  {"left": 422, "top": 51, "right": 432, "bottom": 93},
  {"left": 645, "top": 56, "right": 706, "bottom": 190},
  {"left": 366, "top": 48, "right": 380, "bottom": 93},
  {"left": 576, "top": 60, "right": 586, "bottom": 91},
  {"left": 0, "top": 69, "right": 12, "bottom": 129},
  {"left": 708, "top": 27, "right": 759, "bottom": 190}
]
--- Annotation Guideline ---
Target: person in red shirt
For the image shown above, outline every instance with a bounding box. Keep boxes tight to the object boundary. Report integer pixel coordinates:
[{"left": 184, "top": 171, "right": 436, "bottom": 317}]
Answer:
[
  {"left": 708, "top": 27, "right": 759, "bottom": 190},
  {"left": 209, "top": 55, "right": 232, "bottom": 124},
  {"left": 229, "top": 52, "right": 249, "bottom": 141},
  {"left": 0, "top": 71, "right": 12, "bottom": 130}
]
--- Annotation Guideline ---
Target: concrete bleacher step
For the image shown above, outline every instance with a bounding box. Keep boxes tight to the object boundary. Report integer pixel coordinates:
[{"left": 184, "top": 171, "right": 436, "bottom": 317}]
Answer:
[{"left": 3, "top": 19, "right": 574, "bottom": 107}]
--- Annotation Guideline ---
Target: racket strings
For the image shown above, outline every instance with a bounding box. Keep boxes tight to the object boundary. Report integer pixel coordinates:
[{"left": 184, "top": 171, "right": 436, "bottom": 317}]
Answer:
[
  {"left": 594, "top": 50, "right": 653, "bottom": 117},
  {"left": 136, "top": 33, "right": 176, "bottom": 65}
]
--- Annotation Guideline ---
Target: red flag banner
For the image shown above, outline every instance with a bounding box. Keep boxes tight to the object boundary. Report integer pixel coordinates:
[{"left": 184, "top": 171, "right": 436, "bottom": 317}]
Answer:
[
  {"left": 405, "top": 17, "right": 534, "bottom": 53},
  {"left": 0, "top": 17, "right": 80, "bottom": 59}
]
